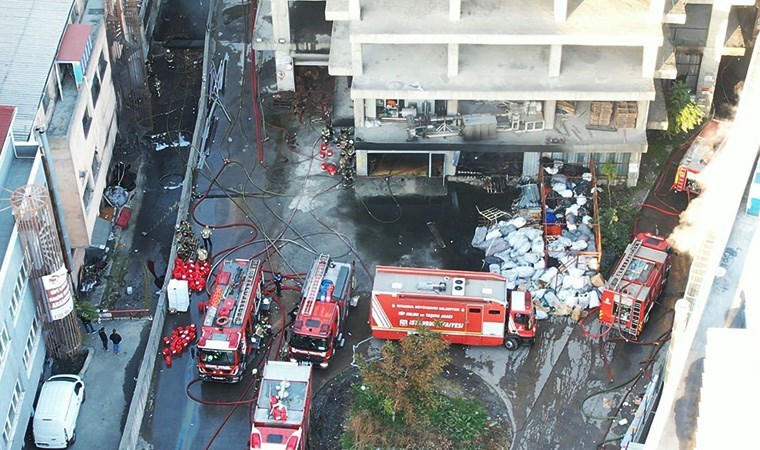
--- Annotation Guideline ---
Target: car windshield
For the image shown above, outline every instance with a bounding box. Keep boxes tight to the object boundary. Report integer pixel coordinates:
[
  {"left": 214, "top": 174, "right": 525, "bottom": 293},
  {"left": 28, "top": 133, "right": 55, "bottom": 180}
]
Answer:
[
  {"left": 198, "top": 349, "right": 236, "bottom": 365},
  {"left": 289, "top": 333, "right": 328, "bottom": 352}
]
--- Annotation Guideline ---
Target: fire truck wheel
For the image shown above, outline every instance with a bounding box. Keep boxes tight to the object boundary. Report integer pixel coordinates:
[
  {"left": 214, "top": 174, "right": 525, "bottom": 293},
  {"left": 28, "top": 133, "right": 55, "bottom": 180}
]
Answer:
[{"left": 504, "top": 337, "right": 520, "bottom": 351}]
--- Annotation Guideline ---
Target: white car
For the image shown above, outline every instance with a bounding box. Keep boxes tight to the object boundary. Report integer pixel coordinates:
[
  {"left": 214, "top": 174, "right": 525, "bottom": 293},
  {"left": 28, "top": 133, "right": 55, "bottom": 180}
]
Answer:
[{"left": 33, "top": 374, "right": 86, "bottom": 448}]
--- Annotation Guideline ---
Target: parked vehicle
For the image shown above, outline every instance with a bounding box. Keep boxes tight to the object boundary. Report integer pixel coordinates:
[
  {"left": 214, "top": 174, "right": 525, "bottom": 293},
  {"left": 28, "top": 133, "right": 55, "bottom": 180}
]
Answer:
[
  {"left": 288, "top": 254, "right": 356, "bottom": 368},
  {"left": 250, "top": 361, "right": 312, "bottom": 450},
  {"left": 370, "top": 266, "right": 536, "bottom": 350},
  {"left": 33, "top": 375, "right": 86, "bottom": 449},
  {"left": 197, "top": 258, "right": 267, "bottom": 383},
  {"left": 599, "top": 233, "right": 671, "bottom": 338},
  {"left": 672, "top": 119, "right": 730, "bottom": 195}
]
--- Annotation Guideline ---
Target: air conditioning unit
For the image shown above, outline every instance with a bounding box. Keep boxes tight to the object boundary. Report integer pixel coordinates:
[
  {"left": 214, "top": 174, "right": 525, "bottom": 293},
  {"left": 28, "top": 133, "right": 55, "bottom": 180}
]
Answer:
[{"left": 451, "top": 278, "right": 465, "bottom": 296}]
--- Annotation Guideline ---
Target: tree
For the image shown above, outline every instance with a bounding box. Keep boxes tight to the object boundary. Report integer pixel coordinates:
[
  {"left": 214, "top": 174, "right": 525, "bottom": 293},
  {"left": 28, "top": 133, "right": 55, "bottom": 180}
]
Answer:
[
  {"left": 666, "top": 80, "right": 705, "bottom": 138},
  {"left": 359, "top": 327, "right": 450, "bottom": 423},
  {"left": 75, "top": 301, "right": 99, "bottom": 322}
]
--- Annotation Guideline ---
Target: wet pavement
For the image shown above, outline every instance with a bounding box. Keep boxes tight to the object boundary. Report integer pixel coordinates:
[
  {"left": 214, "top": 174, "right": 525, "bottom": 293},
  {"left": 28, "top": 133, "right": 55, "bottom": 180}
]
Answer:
[{"left": 132, "top": 2, "right": 694, "bottom": 450}]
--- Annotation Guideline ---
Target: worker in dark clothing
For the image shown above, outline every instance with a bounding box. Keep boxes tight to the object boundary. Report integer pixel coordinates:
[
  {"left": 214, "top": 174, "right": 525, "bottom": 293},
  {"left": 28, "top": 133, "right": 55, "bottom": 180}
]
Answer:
[
  {"left": 98, "top": 327, "right": 108, "bottom": 351},
  {"left": 79, "top": 314, "right": 95, "bottom": 334},
  {"left": 273, "top": 272, "right": 283, "bottom": 297},
  {"left": 200, "top": 226, "right": 213, "bottom": 253},
  {"left": 110, "top": 329, "right": 123, "bottom": 355}
]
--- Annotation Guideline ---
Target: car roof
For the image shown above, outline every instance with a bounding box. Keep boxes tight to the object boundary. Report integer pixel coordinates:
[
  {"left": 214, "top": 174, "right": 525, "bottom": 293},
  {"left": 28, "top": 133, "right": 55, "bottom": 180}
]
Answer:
[{"left": 35, "top": 375, "right": 83, "bottom": 419}]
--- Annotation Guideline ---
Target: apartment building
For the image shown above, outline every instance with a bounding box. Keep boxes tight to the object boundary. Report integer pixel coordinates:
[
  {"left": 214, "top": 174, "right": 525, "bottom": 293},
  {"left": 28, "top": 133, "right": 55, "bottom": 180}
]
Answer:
[
  {"left": 0, "top": 0, "right": 118, "bottom": 272},
  {"left": 255, "top": 0, "right": 756, "bottom": 185},
  {"left": 0, "top": 107, "right": 48, "bottom": 450}
]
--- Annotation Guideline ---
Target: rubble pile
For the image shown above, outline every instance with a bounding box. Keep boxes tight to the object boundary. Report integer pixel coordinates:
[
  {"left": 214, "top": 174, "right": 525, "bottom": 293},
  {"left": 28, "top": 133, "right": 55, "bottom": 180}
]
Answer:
[
  {"left": 472, "top": 161, "right": 603, "bottom": 318},
  {"left": 320, "top": 126, "right": 356, "bottom": 187}
]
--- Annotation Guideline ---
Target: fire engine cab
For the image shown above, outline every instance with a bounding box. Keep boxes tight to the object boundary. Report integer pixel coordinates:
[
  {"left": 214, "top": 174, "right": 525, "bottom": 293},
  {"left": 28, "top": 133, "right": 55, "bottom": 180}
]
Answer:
[
  {"left": 250, "top": 360, "right": 312, "bottom": 450},
  {"left": 288, "top": 254, "right": 355, "bottom": 368},
  {"left": 197, "top": 258, "right": 266, "bottom": 383},
  {"left": 370, "top": 266, "right": 536, "bottom": 350},
  {"left": 600, "top": 233, "right": 671, "bottom": 338},
  {"left": 672, "top": 119, "right": 729, "bottom": 195}
]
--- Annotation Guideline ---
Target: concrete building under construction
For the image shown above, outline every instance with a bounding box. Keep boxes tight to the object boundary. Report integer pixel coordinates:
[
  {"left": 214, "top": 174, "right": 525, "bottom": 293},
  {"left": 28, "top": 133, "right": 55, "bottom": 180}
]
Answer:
[{"left": 254, "top": 0, "right": 757, "bottom": 185}]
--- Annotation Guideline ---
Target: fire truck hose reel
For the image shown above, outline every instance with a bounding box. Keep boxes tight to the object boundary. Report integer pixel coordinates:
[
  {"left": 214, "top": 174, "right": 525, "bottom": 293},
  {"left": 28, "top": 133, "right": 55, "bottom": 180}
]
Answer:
[{"left": 216, "top": 316, "right": 230, "bottom": 326}]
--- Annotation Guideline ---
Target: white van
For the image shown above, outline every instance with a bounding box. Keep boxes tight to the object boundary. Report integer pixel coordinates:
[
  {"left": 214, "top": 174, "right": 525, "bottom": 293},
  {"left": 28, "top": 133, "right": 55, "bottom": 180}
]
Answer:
[{"left": 33, "top": 374, "right": 86, "bottom": 448}]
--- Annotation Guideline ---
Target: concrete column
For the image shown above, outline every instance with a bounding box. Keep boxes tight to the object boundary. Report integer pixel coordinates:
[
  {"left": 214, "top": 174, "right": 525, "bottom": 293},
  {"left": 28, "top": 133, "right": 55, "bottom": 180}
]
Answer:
[
  {"left": 448, "top": 44, "right": 459, "bottom": 77},
  {"left": 351, "top": 43, "right": 363, "bottom": 76},
  {"left": 274, "top": 51, "right": 295, "bottom": 91},
  {"left": 365, "top": 98, "right": 377, "bottom": 119},
  {"left": 543, "top": 100, "right": 557, "bottom": 130},
  {"left": 449, "top": 0, "right": 461, "bottom": 21},
  {"left": 554, "top": 0, "right": 567, "bottom": 21},
  {"left": 642, "top": 45, "right": 658, "bottom": 77},
  {"left": 522, "top": 153, "right": 540, "bottom": 178},
  {"left": 354, "top": 99, "right": 366, "bottom": 127},
  {"left": 356, "top": 150, "right": 368, "bottom": 176},
  {"left": 447, "top": 99, "right": 459, "bottom": 116},
  {"left": 549, "top": 44, "right": 562, "bottom": 77},
  {"left": 664, "top": 299, "right": 691, "bottom": 384},
  {"left": 636, "top": 100, "right": 649, "bottom": 129},
  {"left": 626, "top": 151, "right": 642, "bottom": 186},
  {"left": 349, "top": 0, "right": 361, "bottom": 21},
  {"left": 697, "top": 1, "right": 731, "bottom": 113},
  {"left": 270, "top": 0, "right": 291, "bottom": 43}
]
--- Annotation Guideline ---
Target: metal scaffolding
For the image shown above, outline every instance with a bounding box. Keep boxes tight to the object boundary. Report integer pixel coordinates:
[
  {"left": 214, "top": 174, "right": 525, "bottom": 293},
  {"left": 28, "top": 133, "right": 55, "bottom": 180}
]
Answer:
[{"left": 11, "top": 184, "right": 81, "bottom": 358}]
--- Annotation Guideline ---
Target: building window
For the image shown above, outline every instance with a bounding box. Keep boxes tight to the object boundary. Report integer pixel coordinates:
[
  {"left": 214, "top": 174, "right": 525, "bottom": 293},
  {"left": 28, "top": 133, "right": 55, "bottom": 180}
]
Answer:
[
  {"left": 92, "top": 149, "right": 101, "bottom": 180},
  {"left": 10, "top": 258, "right": 30, "bottom": 321},
  {"left": 91, "top": 74, "right": 101, "bottom": 107},
  {"left": 2, "top": 380, "right": 25, "bottom": 446},
  {"left": 83, "top": 180, "right": 94, "bottom": 210},
  {"left": 82, "top": 109, "right": 92, "bottom": 138},
  {"left": 0, "top": 327, "right": 10, "bottom": 368},
  {"left": 22, "top": 316, "right": 40, "bottom": 374},
  {"left": 99, "top": 52, "right": 108, "bottom": 79}
]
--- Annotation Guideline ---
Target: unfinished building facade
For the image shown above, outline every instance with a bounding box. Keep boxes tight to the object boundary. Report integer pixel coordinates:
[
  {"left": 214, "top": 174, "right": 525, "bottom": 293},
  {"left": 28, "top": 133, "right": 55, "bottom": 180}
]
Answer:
[{"left": 255, "top": 0, "right": 756, "bottom": 185}]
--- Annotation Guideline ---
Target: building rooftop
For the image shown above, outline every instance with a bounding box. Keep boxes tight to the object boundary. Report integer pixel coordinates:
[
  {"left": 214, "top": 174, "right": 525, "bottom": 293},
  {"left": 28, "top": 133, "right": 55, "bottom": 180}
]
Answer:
[
  {"left": 0, "top": 0, "right": 74, "bottom": 141},
  {"left": 57, "top": 23, "right": 92, "bottom": 62},
  {"left": 0, "top": 106, "right": 15, "bottom": 151}
]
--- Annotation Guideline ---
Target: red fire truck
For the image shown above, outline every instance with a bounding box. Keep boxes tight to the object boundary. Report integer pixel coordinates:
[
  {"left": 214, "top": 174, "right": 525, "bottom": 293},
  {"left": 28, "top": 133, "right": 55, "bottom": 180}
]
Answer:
[
  {"left": 672, "top": 119, "right": 729, "bottom": 194},
  {"left": 250, "top": 360, "right": 312, "bottom": 450},
  {"left": 197, "top": 258, "right": 266, "bottom": 383},
  {"left": 599, "top": 233, "right": 671, "bottom": 338},
  {"left": 288, "top": 254, "right": 355, "bottom": 368},
  {"left": 370, "top": 266, "right": 536, "bottom": 350}
]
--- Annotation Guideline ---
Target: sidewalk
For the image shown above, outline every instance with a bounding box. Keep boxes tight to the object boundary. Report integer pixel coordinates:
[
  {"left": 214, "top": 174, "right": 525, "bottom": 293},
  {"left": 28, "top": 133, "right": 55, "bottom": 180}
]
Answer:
[{"left": 71, "top": 319, "right": 151, "bottom": 450}]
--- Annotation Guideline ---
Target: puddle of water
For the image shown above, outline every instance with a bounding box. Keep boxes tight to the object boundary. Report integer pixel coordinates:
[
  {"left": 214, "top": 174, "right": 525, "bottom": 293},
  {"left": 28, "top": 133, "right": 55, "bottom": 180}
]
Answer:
[{"left": 346, "top": 183, "right": 518, "bottom": 269}]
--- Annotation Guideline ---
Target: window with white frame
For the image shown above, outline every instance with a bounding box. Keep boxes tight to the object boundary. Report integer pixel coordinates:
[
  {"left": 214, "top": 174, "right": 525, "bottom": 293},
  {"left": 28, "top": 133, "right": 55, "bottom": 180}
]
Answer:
[
  {"left": 0, "top": 327, "right": 10, "bottom": 368},
  {"left": 10, "top": 258, "right": 30, "bottom": 321},
  {"left": 2, "top": 380, "right": 24, "bottom": 445},
  {"left": 22, "top": 315, "right": 40, "bottom": 374}
]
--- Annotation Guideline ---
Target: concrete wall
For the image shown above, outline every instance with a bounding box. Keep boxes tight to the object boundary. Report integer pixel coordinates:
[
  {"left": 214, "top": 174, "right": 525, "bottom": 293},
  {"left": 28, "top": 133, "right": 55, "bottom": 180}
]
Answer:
[{"left": 0, "top": 148, "right": 48, "bottom": 450}]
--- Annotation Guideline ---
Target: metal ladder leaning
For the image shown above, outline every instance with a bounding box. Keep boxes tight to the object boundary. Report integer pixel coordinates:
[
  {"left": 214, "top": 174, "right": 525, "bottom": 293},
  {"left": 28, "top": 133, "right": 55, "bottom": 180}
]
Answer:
[
  {"left": 608, "top": 239, "right": 643, "bottom": 290},
  {"left": 302, "top": 255, "right": 330, "bottom": 316},
  {"left": 233, "top": 260, "right": 259, "bottom": 325}
]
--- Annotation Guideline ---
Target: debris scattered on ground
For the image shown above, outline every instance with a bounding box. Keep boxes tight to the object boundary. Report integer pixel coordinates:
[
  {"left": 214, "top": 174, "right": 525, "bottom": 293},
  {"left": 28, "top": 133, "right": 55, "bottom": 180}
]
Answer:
[{"left": 471, "top": 160, "right": 604, "bottom": 315}]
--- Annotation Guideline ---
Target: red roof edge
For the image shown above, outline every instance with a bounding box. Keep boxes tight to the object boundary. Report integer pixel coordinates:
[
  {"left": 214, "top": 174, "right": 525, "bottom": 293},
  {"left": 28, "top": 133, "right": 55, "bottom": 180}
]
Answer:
[
  {"left": 0, "top": 105, "right": 16, "bottom": 152},
  {"left": 56, "top": 24, "right": 93, "bottom": 62}
]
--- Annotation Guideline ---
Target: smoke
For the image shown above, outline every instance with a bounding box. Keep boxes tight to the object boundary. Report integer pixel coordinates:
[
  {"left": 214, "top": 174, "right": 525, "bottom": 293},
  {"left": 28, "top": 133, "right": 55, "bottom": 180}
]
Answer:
[{"left": 667, "top": 121, "right": 735, "bottom": 256}]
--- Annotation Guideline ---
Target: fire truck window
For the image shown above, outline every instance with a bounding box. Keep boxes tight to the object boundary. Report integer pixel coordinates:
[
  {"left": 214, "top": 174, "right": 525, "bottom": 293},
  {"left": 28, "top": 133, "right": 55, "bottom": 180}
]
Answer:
[
  {"left": 514, "top": 313, "right": 528, "bottom": 325},
  {"left": 468, "top": 308, "right": 480, "bottom": 314},
  {"left": 488, "top": 310, "right": 501, "bottom": 315},
  {"left": 198, "top": 349, "right": 235, "bottom": 365},
  {"left": 290, "top": 333, "right": 328, "bottom": 352},
  {"left": 305, "top": 319, "right": 321, "bottom": 328},
  {"left": 266, "top": 434, "right": 284, "bottom": 444}
]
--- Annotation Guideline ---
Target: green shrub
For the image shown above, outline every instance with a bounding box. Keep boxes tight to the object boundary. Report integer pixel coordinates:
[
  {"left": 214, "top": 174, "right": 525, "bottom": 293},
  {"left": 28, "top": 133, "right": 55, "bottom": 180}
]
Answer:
[
  {"left": 666, "top": 80, "right": 704, "bottom": 138},
  {"left": 427, "top": 393, "right": 488, "bottom": 443}
]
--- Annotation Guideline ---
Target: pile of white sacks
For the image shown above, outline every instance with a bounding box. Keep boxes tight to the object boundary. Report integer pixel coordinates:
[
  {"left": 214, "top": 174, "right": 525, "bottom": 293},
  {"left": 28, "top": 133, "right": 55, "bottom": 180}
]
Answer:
[{"left": 471, "top": 214, "right": 603, "bottom": 318}]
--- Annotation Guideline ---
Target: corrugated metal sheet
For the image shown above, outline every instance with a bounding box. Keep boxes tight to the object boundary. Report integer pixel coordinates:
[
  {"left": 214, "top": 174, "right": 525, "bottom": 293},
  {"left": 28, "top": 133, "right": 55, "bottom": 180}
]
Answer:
[
  {"left": 0, "top": 0, "right": 74, "bottom": 141},
  {"left": 56, "top": 23, "right": 92, "bottom": 62},
  {"left": 0, "top": 105, "right": 16, "bottom": 151}
]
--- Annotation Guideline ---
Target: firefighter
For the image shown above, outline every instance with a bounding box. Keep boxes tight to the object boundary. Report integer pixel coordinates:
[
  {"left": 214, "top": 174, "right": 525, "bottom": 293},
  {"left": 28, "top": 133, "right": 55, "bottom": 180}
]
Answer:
[
  {"left": 273, "top": 272, "right": 283, "bottom": 297},
  {"left": 200, "top": 226, "right": 213, "bottom": 253}
]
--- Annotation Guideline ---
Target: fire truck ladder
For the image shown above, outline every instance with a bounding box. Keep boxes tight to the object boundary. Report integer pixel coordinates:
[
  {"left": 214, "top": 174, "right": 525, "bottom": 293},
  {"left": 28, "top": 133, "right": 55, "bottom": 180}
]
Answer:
[
  {"left": 233, "top": 260, "right": 260, "bottom": 326},
  {"left": 301, "top": 254, "right": 330, "bottom": 316},
  {"left": 607, "top": 239, "right": 643, "bottom": 291}
]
